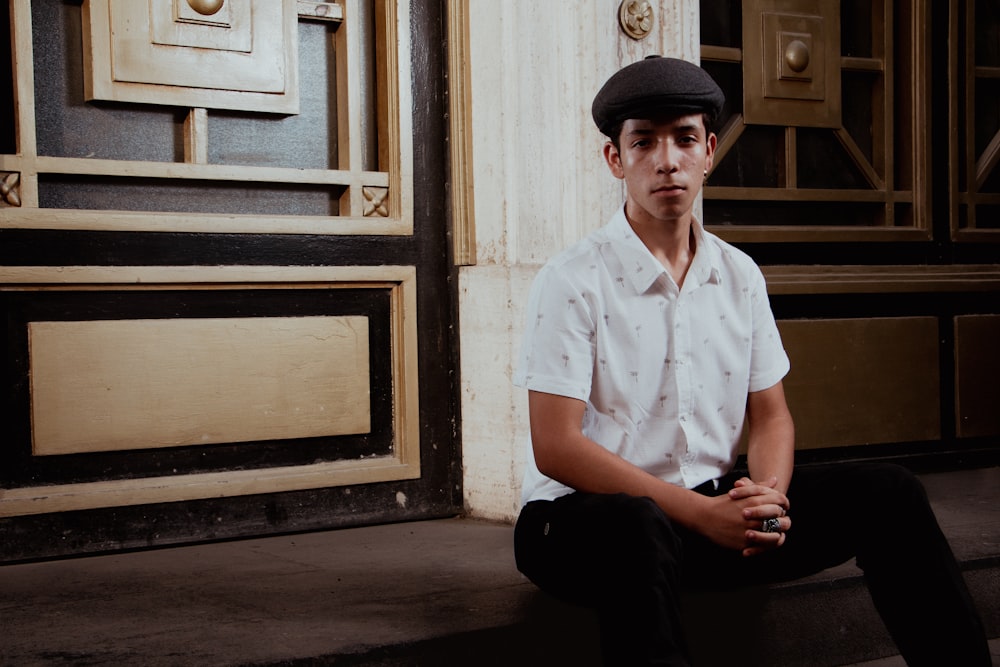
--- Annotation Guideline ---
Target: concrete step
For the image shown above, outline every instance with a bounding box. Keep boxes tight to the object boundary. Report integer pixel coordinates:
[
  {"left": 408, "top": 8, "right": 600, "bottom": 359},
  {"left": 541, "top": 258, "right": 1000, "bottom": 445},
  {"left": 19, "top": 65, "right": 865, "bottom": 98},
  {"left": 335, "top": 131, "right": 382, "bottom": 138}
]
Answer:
[{"left": 0, "top": 467, "right": 997, "bottom": 667}]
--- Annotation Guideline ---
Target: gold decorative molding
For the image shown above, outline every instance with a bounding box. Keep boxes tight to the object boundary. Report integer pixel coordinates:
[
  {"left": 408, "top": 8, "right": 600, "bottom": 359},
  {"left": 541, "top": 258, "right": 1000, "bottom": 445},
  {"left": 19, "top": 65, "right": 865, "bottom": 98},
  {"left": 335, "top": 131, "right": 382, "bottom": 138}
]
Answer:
[
  {"left": 0, "top": 265, "right": 422, "bottom": 518},
  {"left": 762, "top": 264, "right": 1000, "bottom": 294},
  {"left": 363, "top": 186, "right": 389, "bottom": 217},
  {"left": 742, "top": 0, "right": 841, "bottom": 128},
  {"left": 82, "top": 0, "right": 300, "bottom": 114},
  {"left": 447, "top": 0, "right": 477, "bottom": 265},
  {"left": 618, "top": 1, "right": 653, "bottom": 41},
  {"left": 0, "top": 172, "right": 21, "bottom": 207}
]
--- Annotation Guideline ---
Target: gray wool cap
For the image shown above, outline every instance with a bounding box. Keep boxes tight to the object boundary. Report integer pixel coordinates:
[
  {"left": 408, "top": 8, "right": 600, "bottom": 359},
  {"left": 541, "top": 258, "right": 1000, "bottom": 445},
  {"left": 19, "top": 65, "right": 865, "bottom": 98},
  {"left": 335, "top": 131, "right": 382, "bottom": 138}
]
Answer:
[{"left": 591, "top": 56, "right": 725, "bottom": 137}]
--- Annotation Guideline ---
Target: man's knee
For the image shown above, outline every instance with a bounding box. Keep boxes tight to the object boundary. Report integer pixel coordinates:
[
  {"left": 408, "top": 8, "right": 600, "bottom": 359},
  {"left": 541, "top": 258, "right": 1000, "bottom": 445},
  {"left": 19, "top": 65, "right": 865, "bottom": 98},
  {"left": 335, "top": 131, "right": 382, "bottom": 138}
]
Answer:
[
  {"left": 850, "top": 462, "right": 929, "bottom": 512},
  {"left": 601, "top": 494, "right": 683, "bottom": 572},
  {"left": 515, "top": 493, "right": 683, "bottom": 603}
]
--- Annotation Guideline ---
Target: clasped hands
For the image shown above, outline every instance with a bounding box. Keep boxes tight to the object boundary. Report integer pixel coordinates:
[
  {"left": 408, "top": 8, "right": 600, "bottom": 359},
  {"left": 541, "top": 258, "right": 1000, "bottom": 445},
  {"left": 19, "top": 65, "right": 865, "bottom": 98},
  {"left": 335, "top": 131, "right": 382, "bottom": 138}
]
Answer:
[{"left": 700, "top": 476, "right": 790, "bottom": 558}]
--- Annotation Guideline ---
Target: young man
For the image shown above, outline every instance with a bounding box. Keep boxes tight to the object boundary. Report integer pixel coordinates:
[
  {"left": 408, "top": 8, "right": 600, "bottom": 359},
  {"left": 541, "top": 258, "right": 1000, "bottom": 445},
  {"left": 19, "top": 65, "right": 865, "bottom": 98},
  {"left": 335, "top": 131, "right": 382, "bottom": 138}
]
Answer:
[{"left": 512, "top": 56, "right": 989, "bottom": 666}]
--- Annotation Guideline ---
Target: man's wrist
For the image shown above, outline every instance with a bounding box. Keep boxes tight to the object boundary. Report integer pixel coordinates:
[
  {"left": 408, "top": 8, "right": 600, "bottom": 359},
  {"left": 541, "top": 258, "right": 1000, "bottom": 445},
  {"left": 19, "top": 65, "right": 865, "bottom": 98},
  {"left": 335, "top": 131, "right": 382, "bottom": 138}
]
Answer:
[{"left": 670, "top": 488, "right": 714, "bottom": 533}]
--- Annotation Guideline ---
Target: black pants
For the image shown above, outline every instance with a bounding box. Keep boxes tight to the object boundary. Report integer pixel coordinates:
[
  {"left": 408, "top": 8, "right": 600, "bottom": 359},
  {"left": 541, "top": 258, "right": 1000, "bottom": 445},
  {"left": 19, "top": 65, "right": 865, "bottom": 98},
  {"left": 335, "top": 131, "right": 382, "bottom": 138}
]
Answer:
[{"left": 514, "top": 463, "right": 990, "bottom": 667}]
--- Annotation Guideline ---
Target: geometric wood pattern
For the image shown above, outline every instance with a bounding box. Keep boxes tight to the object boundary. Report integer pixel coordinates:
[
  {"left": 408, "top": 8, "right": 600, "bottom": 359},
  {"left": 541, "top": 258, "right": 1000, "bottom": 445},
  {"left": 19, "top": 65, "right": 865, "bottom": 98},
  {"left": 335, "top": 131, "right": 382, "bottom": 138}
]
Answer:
[
  {"left": 3, "top": 0, "right": 412, "bottom": 234},
  {"left": 950, "top": 3, "right": 1000, "bottom": 240},
  {"left": 702, "top": 1, "right": 933, "bottom": 241}
]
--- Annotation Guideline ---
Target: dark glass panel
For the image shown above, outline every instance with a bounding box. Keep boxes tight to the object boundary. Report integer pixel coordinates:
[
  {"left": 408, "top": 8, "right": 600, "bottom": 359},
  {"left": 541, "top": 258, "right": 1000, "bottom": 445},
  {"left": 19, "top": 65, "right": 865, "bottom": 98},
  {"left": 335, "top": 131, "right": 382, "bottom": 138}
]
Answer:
[
  {"left": 1, "top": 5, "right": 15, "bottom": 155},
  {"left": 975, "top": 78, "right": 1000, "bottom": 161},
  {"left": 208, "top": 21, "right": 339, "bottom": 170},
  {"left": 39, "top": 175, "right": 342, "bottom": 217},
  {"left": 841, "top": 0, "right": 874, "bottom": 58},
  {"left": 842, "top": 71, "right": 877, "bottom": 165},
  {"left": 976, "top": 0, "right": 1000, "bottom": 67},
  {"left": 973, "top": 205, "right": 1000, "bottom": 229},
  {"left": 33, "top": 0, "right": 184, "bottom": 162},
  {"left": 701, "top": 60, "right": 742, "bottom": 133},
  {"left": 710, "top": 125, "right": 783, "bottom": 189},
  {"left": 797, "top": 128, "right": 871, "bottom": 190},
  {"left": 700, "top": 0, "right": 742, "bottom": 48}
]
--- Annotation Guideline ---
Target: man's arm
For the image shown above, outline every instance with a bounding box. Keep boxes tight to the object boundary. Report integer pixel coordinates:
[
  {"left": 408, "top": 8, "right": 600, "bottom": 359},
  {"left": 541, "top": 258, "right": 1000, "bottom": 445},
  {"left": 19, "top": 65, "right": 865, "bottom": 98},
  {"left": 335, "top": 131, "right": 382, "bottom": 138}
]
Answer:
[
  {"left": 745, "top": 380, "right": 795, "bottom": 494},
  {"left": 730, "top": 380, "right": 795, "bottom": 555},
  {"left": 529, "top": 389, "right": 788, "bottom": 554}
]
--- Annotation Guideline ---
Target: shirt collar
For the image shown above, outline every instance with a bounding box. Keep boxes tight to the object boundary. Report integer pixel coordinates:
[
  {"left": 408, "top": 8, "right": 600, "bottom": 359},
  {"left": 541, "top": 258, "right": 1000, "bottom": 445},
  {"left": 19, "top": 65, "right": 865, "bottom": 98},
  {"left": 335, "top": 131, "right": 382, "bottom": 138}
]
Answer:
[{"left": 607, "top": 206, "right": 722, "bottom": 294}]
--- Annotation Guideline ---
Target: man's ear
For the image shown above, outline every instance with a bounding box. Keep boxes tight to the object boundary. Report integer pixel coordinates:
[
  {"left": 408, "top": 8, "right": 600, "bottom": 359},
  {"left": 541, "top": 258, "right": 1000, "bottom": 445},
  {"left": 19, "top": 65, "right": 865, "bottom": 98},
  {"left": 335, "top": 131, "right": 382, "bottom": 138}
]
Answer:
[
  {"left": 603, "top": 142, "right": 625, "bottom": 180},
  {"left": 705, "top": 132, "right": 718, "bottom": 174}
]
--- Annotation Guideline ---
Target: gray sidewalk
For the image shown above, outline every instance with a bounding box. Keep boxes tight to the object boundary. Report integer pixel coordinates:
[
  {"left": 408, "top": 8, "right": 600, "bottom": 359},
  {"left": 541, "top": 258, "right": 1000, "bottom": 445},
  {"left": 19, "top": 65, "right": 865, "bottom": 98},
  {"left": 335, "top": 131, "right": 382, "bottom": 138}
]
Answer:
[
  {"left": 1, "top": 466, "right": 998, "bottom": 666},
  {"left": 846, "top": 639, "right": 1000, "bottom": 666}
]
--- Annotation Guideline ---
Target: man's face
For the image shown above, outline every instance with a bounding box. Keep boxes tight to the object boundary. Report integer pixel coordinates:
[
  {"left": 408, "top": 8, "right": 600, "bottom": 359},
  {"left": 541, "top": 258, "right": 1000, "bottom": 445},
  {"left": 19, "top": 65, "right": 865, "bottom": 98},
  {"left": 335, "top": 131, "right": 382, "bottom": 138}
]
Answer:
[{"left": 603, "top": 114, "right": 717, "bottom": 228}]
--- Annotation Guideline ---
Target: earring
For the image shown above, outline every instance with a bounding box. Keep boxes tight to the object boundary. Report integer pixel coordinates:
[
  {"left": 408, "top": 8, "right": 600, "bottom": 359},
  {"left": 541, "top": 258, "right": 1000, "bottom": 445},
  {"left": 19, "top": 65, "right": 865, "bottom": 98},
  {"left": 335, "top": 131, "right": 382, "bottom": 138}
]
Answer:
[{"left": 703, "top": 169, "right": 708, "bottom": 184}]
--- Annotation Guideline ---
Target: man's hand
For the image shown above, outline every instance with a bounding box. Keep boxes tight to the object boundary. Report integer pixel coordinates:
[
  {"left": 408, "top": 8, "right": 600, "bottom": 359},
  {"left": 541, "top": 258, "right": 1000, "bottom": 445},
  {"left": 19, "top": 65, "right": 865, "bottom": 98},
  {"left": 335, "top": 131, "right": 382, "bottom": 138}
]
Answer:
[
  {"left": 697, "top": 476, "right": 790, "bottom": 557},
  {"left": 731, "top": 476, "right": 790, "bottom": 556}
]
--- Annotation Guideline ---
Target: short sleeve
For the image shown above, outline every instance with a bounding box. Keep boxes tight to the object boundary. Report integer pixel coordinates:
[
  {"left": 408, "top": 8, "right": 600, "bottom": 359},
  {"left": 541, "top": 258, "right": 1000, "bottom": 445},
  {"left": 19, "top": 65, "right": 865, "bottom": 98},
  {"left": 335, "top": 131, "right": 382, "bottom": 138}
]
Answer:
[{"left": 513, "top": 264, "right": 597, "bottom": 402}]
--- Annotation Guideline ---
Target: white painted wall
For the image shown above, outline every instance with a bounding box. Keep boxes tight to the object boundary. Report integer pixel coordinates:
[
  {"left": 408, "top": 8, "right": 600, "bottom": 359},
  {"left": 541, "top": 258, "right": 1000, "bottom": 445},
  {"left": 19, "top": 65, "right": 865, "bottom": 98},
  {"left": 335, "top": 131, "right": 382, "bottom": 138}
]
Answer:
[{"left": 459, "top": 1, "right": 701, "bottom": 521}]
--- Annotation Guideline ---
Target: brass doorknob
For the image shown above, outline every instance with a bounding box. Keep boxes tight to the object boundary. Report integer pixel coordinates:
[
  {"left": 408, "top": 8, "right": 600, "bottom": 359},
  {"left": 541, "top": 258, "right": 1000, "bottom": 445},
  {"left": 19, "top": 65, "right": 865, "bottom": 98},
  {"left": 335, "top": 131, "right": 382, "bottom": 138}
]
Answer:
[
  {"left": 784, "top": 39, "right": 810, "bottom": 73},
  {"left": 187, "top": 0, "right": 225, "bottom": 16}
]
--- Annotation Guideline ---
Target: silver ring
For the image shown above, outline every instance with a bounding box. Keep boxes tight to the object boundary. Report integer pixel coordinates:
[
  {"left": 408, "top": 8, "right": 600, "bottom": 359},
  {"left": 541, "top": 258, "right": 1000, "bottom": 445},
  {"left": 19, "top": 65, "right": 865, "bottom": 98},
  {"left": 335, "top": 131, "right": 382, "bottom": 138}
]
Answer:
[{"left": 762, "top": 518, "right": 781, "bottom": 533}]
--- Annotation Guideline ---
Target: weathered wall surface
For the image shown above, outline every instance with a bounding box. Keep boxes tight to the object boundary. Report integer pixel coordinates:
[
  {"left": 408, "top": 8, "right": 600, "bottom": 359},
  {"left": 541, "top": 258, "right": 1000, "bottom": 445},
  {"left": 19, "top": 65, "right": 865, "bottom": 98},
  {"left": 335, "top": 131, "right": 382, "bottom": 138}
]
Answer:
[{"left": 459, "top": 1, "right": 700, "bottom": 521}]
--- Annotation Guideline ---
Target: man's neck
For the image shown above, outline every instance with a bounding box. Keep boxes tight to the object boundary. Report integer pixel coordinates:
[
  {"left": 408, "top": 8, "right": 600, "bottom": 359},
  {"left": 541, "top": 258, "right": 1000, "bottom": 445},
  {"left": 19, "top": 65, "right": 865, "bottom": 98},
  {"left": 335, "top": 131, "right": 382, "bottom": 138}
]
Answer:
[{"left": 625, "top": 212, "right": 696, "bottom": 289}]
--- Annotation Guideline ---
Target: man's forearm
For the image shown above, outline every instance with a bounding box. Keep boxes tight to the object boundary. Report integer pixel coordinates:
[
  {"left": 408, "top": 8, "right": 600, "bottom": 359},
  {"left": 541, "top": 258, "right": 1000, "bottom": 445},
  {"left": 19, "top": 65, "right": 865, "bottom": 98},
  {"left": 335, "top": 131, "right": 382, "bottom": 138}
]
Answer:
[
  {"left": 536, "top": 427, "right": 712, "bottom": 530},
  {"left": 746, "top": 430, "right": 794, "bottom": 493},
  {"left": 745, "top": 383, "right": 795, "bottom": 493}
]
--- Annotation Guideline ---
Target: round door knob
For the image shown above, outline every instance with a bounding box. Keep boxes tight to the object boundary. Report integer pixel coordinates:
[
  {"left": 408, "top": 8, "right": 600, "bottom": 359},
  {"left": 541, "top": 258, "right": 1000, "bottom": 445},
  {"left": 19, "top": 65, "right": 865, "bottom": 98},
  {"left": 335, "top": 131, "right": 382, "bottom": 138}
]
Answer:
[
  {"left": 187, "top": 0, "right": 225, "bottom": 16},
  {"left": 784, "top": 39, "right": 810, "bottom": 73}
]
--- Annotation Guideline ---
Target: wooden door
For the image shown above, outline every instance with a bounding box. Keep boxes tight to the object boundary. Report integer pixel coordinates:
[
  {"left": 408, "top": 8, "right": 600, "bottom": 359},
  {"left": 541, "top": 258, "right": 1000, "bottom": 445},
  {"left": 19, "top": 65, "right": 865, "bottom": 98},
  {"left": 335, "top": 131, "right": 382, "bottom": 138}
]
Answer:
[
  {"left": 0, "top": 0, "right": 460, "bottom": 561},
  {"left": 700, "top": 1, "right": 1000, "bottom": 465}
]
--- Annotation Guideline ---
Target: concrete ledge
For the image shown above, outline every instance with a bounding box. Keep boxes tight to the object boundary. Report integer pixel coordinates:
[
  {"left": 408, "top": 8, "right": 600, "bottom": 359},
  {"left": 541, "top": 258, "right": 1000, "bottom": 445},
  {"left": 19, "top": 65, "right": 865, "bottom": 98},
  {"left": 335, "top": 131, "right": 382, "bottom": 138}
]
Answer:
[{"left": 0, "top": 468, "right": 997, "bottom": 666}]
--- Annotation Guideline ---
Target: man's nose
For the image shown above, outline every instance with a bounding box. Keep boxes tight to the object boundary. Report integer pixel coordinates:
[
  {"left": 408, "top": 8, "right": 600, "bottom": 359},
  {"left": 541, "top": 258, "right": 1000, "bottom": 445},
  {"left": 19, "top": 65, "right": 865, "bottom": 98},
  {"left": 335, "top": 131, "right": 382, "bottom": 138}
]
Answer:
[{"left": 654, "top": 141, "right": 680, "bottom": 172}]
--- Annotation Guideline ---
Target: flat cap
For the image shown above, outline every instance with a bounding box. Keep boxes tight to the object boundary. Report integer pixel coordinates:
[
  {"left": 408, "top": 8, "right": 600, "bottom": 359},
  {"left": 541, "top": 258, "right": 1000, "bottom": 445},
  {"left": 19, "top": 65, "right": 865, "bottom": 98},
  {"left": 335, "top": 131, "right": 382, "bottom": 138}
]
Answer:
[{"left": 591, "top": 56, "right": 725, "bottom": 136}]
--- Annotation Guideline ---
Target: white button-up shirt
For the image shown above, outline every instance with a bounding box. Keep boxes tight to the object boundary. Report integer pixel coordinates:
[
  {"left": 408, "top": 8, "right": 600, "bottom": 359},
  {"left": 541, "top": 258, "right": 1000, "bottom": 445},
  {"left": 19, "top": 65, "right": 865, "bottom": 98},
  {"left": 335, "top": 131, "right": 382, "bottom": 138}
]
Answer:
[{"left": 514, "top": 207, "right": 790, "bottom": 505}]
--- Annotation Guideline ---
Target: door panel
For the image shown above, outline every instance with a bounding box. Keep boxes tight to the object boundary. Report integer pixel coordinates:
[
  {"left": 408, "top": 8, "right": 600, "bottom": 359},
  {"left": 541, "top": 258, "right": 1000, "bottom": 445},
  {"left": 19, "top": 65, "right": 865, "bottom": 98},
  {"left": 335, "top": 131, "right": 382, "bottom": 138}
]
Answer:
[
  {"left": 0, "top": 0, "right": 458, "bottom": 561},
  {"left": 700, "top": 0, "right": 1000, "bottom": 467}
]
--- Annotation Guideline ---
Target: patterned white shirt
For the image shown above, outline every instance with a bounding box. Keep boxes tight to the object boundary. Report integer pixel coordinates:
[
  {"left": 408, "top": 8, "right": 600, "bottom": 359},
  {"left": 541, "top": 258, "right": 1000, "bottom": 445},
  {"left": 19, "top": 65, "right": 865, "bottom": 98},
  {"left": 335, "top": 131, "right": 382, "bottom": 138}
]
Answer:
[{"left": 514, "top": 206, "right": 790, "bottom": 505}]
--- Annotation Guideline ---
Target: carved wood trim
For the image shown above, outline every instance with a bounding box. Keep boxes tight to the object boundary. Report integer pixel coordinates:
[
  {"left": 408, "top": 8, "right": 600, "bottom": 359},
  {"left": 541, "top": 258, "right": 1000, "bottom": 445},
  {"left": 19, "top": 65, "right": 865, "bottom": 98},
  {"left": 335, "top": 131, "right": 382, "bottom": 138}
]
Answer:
[
  {"left": 447, "top": 0, "right": 477, "bottom": 265},
  {"left": 762, "top": 264, "right": 1000, "bottom": 294}
]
